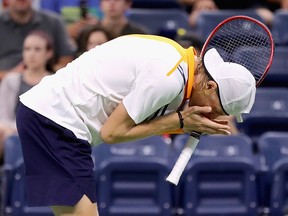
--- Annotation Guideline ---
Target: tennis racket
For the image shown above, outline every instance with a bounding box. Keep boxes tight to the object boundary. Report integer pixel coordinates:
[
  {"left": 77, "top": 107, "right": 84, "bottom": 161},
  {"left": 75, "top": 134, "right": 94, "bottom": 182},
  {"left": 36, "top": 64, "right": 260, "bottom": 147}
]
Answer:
[{"left": 166, "top": 15, "right": 274, "bottom": 185}]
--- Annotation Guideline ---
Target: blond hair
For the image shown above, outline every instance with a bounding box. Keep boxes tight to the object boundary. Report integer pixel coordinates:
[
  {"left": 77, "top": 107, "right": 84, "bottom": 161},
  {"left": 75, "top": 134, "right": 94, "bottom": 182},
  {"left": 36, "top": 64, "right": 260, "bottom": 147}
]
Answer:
[{"left": 194, "top": 57, "right": 211, "bottom": 93}]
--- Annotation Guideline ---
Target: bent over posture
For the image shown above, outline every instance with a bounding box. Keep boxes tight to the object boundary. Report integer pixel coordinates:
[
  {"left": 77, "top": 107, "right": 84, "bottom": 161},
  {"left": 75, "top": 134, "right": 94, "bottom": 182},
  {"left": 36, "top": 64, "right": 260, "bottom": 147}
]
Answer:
[{"left": 16, "top": 34, "right": 256, "bottom": 216}]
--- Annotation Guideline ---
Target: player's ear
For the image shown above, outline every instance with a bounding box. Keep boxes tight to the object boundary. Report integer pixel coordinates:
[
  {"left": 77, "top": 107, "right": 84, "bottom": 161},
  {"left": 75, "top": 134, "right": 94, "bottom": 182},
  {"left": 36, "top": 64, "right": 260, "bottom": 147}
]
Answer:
[{"left": 206, "top": 80, "right": 218, "bottom": 94}]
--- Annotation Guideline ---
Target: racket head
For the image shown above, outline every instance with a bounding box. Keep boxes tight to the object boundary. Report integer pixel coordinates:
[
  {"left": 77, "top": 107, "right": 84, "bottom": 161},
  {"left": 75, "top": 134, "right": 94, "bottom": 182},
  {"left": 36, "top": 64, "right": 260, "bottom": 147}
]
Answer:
[{"left": 201, "top": 15, "right": 274, "bottom": 87}]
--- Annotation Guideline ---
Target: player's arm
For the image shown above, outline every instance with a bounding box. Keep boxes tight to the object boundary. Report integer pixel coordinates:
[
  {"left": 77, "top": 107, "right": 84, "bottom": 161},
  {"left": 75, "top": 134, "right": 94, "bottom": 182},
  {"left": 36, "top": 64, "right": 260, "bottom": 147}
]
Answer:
[{"left": 100, "top": 102, "right": 230, "bottom": 144}]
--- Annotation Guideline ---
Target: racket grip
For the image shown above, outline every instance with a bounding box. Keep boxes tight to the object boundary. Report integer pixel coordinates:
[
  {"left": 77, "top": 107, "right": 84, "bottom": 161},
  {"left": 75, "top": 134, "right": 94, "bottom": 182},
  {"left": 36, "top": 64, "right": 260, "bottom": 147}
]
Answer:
[{"left": 166, "top": 134, "right": 200, "bottom": 185}]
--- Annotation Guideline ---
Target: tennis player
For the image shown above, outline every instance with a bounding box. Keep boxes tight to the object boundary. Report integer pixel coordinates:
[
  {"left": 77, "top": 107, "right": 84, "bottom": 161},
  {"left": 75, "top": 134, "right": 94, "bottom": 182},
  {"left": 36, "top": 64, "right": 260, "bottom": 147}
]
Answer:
[{"left": 16, "top": 34, "right": 256, "bottom": 216}]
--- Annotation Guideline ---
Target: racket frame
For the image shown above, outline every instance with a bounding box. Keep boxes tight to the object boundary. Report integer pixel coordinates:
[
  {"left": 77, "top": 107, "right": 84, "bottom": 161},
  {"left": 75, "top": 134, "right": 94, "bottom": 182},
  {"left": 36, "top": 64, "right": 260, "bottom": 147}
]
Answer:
[{"left": 200, "top": 15, "right": 274, "bottom": 87}]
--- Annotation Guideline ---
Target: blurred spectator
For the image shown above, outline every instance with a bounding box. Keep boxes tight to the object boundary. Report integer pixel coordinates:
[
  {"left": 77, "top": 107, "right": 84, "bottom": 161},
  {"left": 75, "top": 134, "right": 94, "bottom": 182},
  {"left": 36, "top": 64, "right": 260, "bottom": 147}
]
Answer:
[
  {"left": 2, "top": 0, "right": 40, "bottom": 11},
  {"left": 77, "top": 25, "right": 110, "bottom": 56},
  {"left": 99, "top": 0, "right": 149, "bottom": 40},
  {"left": 179, "top": 0, "right": 274, "bottom": 28},
  {"left": 182, "top": 0, "right": 217, "bottom": 28},
  {"left": 0, "top": 30, "right": 54, "bottom": 163},
  {"left": 0, "top": 0, "right": 74, "bottom": 80},
  {"left": 40, "top": 0, "right": 100, "bottom": 48},
  {"left": 1, "top": 0, "right": 8, "bottom": 11},
  {"left": 41, "top": 0, "right": 149, "bottom": 51}
]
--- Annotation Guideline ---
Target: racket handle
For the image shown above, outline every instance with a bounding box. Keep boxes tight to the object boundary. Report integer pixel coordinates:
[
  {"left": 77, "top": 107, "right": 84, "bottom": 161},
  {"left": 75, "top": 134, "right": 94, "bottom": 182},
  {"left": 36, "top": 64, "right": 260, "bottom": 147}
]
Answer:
[{"left": 166, "top": 133, "right": 200, "bottom": 185}]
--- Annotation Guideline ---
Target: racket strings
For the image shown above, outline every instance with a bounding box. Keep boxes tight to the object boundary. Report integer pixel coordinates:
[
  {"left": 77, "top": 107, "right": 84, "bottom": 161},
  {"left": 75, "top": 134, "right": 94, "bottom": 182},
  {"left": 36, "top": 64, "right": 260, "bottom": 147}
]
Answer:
[{"left": 205, "top": 18, "right": 273, "bottom": 83}]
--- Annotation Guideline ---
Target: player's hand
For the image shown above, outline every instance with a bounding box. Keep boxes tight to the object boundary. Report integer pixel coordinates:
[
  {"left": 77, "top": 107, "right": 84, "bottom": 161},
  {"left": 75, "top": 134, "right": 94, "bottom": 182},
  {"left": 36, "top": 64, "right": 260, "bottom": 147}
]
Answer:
[{"left": 180, "top": 106, "right": 231, "bottom": 135}]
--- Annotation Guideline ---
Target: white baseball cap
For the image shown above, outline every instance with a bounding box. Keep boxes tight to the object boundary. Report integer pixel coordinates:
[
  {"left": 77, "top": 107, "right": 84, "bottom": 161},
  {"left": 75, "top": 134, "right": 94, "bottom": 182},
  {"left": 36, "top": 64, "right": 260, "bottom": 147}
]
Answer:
[{"left": 203, "top": 48, "right": 256, "bottom": 122}]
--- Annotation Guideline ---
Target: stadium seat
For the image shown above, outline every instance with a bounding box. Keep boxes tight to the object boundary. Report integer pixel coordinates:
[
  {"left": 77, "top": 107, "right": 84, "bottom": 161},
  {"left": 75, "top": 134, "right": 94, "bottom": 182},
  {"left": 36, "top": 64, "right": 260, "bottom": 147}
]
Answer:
[
  {"left": 1, "top": 135, "right": 53, "bottom": 215},
  {"left": 257, "top": 132, "right": 288, "bottom": 216},
  {"left": 194, "top": 10, "right": 264, "bottom": 40},
  {"left": 127, "top": 9, "right": 190, "bottom": 36},
  {"left": 173, "top": 134, "right": 259, "bottom": 216},
  {"left": 237, "top": 87, "right": 288, "bottom": 141},
  {"left": 93, "top": 136, "right": 174, "bottom": 216},
  {"left": 8, "top": 162, "right": 53, "bottom": 216},
  {"left": 262, "top": 46, "right": 288, "bottom": 87},
  {"left": 232, "top": 46, "right": 282, "bottom": 87},
  {"left": 1, "top": 135, "right": 23, "bottom": 215},
  {"left": 271, "top": 9, "right": 288, "bottom": 45}
]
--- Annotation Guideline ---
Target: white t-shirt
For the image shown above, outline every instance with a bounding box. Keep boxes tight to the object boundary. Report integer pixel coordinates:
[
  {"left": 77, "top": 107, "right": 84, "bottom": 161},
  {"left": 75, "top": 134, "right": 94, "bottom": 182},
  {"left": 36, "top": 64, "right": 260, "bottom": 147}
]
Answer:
[{"left": 20, "top": 35, "right": 193, "bottom": 145}]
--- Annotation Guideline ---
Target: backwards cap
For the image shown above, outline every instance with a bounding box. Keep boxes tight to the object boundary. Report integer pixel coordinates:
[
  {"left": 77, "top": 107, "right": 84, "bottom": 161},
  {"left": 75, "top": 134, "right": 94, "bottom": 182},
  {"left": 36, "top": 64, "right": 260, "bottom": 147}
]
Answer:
[{"left": 203, "top": 48, "right": 256, "bottom": 122}]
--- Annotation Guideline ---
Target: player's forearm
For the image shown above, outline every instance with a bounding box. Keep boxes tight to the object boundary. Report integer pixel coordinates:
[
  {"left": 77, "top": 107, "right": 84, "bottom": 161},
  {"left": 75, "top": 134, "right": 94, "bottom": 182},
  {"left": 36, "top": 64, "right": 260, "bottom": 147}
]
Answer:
[
  {"left": 101, "top": 112, "right": 181, "bottom": 144},
  {"left": 119, "top": 112, "right": 181, "bottom": 142},
  {"left": 100, "top": 102, "right": 231, "bottom": 144}
]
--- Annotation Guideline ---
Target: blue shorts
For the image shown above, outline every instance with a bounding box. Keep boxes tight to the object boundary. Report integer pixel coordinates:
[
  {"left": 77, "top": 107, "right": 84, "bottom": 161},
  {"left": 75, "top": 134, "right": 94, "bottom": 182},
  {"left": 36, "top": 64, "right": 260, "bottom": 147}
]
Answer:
[{"left": 16, "top": 103, "right": 97, "bottom": 206}]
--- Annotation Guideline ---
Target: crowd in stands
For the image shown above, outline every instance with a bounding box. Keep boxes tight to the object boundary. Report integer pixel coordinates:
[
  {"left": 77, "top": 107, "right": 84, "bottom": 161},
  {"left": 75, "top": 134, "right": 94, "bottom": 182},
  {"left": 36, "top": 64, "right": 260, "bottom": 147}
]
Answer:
[
  {"left": 0, "top": 0, "right": 287, "bottom": 162},
  {"left": 0, "top": 0, "right": 288, "bottom": 215},
  {"left": 0, "top": 30, "right": 54, "bottom": 163},
  {"left": 0, "top": 0, "right": 150, "bottom": 163},
  {"left": 179, "top": 0, "right": 275, "bottom": 27}
]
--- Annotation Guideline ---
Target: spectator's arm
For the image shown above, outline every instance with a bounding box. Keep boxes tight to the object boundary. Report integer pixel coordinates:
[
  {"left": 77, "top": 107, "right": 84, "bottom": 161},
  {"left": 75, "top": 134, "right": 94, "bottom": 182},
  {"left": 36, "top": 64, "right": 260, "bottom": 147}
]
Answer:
[
  {"left": 67, "top": 16, "right": 99, "bottom": 41},
  {"left": 188, "top": 0, "right": 218, "bottom": 28},
  {"left": 0, "top": 74, "right": 20, "bottom": 128}
]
